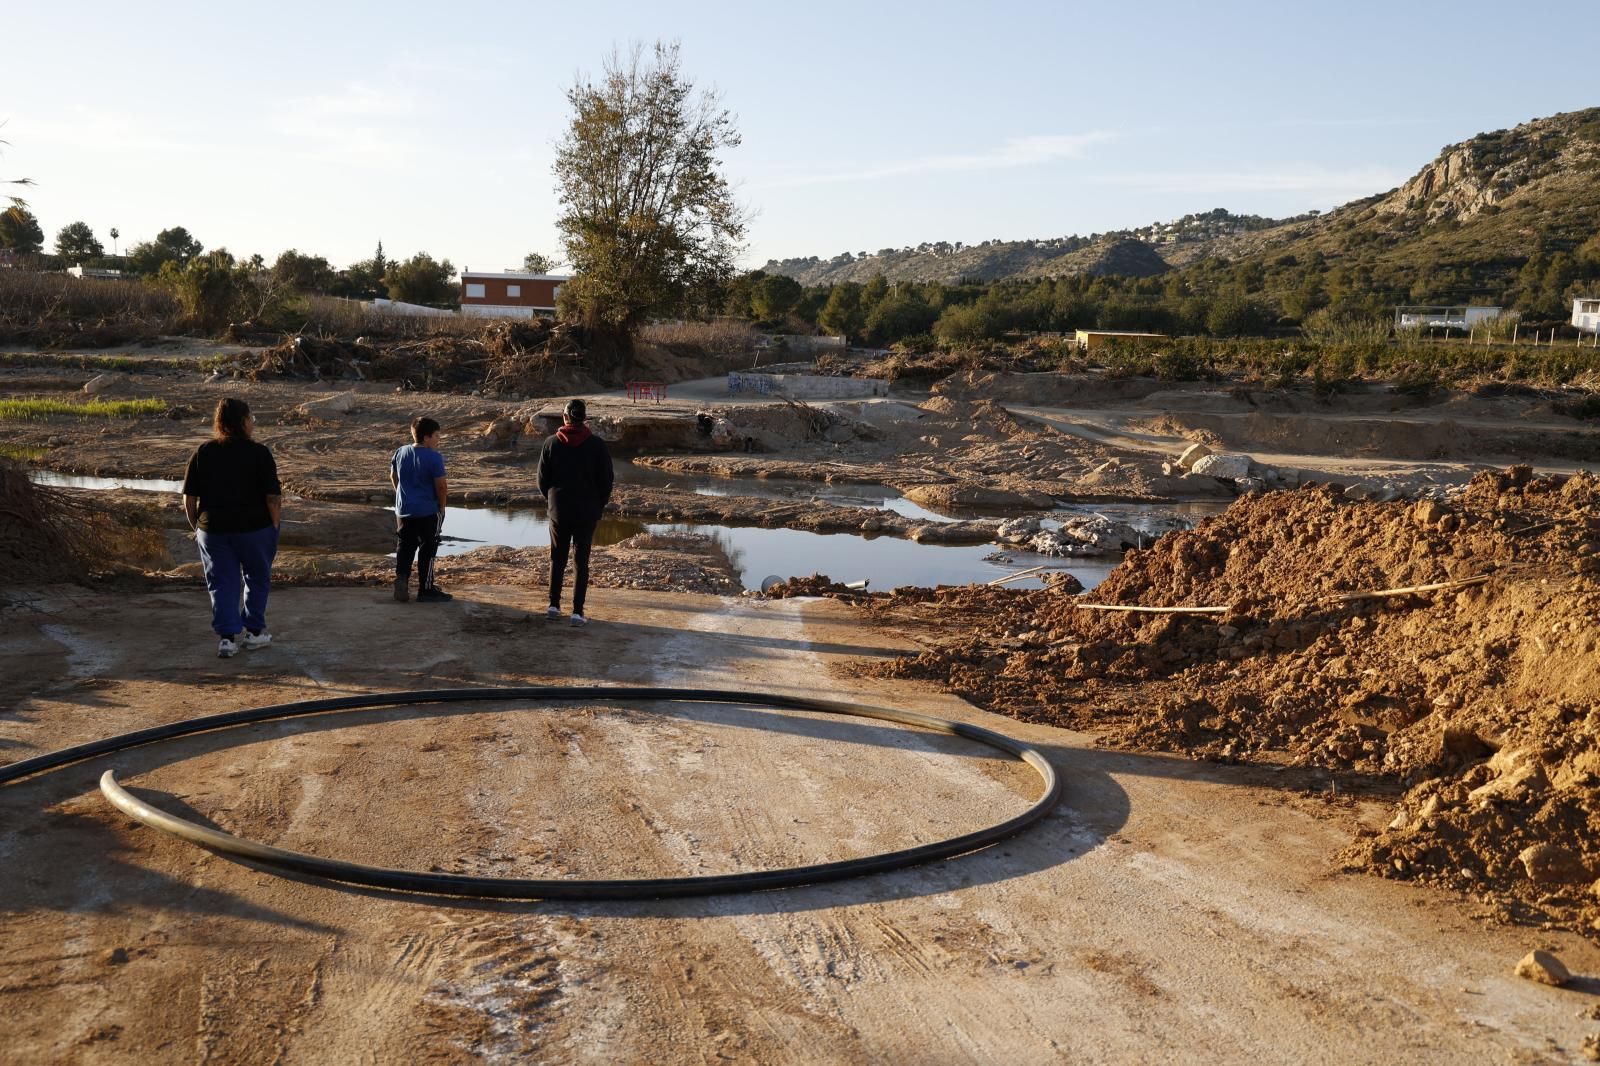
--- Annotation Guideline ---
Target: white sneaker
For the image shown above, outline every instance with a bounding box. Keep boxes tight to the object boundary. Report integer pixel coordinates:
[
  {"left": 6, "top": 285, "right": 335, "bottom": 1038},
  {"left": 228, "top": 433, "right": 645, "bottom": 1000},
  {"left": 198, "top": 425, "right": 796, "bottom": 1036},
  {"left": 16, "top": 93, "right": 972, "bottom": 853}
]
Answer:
[
  {"left": 546, "top": 605, "right": 562, "bottom": 619},
  {"left": 243, "top": 630, "right": 272, "bottom": 650},
  {"left": 217, "top": 636, "right": 239, "bottom": 658},
  {"left": 570, "top": 614, "right": 587, "bottom": 628}
]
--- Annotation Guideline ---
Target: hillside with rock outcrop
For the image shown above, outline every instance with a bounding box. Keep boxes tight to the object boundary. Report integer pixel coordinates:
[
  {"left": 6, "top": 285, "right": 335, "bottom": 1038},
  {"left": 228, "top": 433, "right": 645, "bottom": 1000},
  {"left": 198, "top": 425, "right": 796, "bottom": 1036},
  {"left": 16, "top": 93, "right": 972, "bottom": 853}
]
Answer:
[{"left": 764, "top": 108, "right": 1600, "bottom": 301}]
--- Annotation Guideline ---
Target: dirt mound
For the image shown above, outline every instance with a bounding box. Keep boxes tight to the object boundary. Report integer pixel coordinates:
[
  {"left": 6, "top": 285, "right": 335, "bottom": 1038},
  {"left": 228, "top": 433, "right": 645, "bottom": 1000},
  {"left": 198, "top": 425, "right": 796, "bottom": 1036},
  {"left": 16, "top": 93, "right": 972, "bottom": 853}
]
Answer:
[
  {"left": 861, "top": 466, "right": 1600, "bottom": 936},
  {"left": 764, "top": 573, "right": 860, "bottom": 599}
]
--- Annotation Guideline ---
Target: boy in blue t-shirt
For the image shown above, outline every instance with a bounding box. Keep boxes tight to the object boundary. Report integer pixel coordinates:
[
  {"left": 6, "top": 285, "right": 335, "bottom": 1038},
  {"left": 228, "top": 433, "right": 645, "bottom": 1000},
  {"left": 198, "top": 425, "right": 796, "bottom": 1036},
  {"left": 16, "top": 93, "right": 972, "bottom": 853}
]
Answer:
[{"left": 389, "top": 416, "right": 451, "bottom": 603}]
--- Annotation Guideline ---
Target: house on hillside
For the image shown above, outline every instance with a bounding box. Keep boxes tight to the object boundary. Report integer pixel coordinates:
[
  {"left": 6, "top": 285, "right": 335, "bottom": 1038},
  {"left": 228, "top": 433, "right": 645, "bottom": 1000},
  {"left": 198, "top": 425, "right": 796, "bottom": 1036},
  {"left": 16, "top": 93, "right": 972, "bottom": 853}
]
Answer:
[
  {"left": 459, "top": 269, "right": 570, "bottom": 320},
  {"left": 1574, "top": 297, "right": 1600, "bottom": 334},
  {"left": 1393, "top": 305, "right": 1502, "bottom": 330}
]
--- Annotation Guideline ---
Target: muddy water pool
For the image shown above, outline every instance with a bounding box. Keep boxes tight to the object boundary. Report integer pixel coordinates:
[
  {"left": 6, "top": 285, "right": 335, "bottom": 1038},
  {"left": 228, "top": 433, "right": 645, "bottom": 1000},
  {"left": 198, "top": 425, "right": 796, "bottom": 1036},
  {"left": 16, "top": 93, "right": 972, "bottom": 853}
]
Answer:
[{"left": 28, "top": 468, "right": 1227, "bottom": 592}]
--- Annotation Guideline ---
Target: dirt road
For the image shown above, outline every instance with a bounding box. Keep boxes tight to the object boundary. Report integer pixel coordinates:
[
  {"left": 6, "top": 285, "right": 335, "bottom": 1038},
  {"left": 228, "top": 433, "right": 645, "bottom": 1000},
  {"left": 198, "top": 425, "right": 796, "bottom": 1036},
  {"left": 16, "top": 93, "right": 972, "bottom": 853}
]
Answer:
[{"left": 2, "top": 584, "right": 1596, "bottom": 1063}]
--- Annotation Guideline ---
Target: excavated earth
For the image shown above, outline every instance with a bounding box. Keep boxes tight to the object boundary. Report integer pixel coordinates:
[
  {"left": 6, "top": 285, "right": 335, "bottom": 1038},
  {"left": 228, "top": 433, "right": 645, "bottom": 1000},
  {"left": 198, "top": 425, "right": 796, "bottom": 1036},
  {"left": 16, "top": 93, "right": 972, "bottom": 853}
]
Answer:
[{"left": 855, "top": 467, "right": 1600, "bottom": 939}]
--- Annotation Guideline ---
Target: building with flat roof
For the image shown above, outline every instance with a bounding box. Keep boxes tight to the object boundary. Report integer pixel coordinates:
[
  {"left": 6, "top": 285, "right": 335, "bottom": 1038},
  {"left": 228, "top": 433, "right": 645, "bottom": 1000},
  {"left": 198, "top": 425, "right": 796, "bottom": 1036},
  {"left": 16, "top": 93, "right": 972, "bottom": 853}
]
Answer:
[
  {"left": 459, "top": 269, "right": 570, "bottom": 320},
  {"left": 1394, "top": 305, "right": 1502, "bottom": 330},
  {"left": 67, "top": 265, "right": 124, "bottom": 280},
  {"left": 1573, "top": 297, "right": 1600, "bottom": 334},
  {"left": 1074, "top": 329, "right": 1167, "bottom": 351}
]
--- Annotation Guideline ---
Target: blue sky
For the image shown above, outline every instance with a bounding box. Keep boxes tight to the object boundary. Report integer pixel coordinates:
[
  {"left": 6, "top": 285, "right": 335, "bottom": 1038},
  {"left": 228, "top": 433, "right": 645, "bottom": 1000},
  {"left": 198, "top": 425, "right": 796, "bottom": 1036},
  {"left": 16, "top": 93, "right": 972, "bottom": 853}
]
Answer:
[{"left": 5, "top": 0, "right": 1593, "bottom": 274}]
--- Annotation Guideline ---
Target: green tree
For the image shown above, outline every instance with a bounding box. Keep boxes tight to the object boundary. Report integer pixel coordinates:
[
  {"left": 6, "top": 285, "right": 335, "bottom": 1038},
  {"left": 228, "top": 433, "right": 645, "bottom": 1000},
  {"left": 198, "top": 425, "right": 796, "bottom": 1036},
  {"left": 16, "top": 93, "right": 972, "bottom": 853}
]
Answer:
[
  {"left": 1205, "top": 290, "right": 1269, "bottom": 336},
  {"left": 54, "top": 220, "right": 103, "bottom": 261},
  {"left": 160, "top": 249, "right": 287, "bottom": 332},
  {"left": 383, "top": 252, "right": 456, "bottom": 305},
  {"left": 818, "top": 282, "right": 864, "bottom": 340},
  {"left": 863, "top": 292, "right": 937, "bottom": 346},
  {"left": 127, "top": 226, "right": 203, "bottom": 274},
  {"left": 271, "top": 249, "right": 336, "bottom": 294},
  {"left": 0, "top": 206, "right": 44, "bottom": 254},
  {"left": 522, "top": 251, "right": 558, "bottom": 274},
  {"left": 750, "top": 274, "right": 802, "bottom": 321},
  {"left": 554, "top": 41, "right": 746, "bottom": 363}
]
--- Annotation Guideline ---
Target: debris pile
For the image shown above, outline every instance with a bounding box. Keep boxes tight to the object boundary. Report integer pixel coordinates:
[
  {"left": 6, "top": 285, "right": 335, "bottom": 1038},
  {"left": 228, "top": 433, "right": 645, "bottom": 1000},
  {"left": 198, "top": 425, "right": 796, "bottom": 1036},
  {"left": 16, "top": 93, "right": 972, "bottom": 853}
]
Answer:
[
  {"left": 0, "top": 460, "right": 168, "bottom": 585},
  {"left": 221, "top": 320, "right": 593, "bottom": 395},
  {"left": 996, "top": 514, "right": 1142, "bottom": 556},
  {"left": 860, "top": 467, "right": 1600, "bottom": 935}
]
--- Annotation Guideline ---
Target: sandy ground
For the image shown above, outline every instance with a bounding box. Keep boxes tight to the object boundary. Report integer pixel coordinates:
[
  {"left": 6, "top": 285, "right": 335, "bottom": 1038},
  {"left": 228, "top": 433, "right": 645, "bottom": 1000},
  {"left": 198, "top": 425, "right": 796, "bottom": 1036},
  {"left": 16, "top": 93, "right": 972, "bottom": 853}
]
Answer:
[{"left": 3, "top": 584, "right": 1598, "bottom": 1064}]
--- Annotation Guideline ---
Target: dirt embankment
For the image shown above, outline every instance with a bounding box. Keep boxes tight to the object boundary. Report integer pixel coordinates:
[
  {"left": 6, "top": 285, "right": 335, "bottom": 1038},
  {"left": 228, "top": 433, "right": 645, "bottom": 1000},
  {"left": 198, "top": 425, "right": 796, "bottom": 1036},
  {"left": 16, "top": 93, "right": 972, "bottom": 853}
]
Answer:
[{"left": 855, "top": 468, "right": 1600, "bottom": 937}]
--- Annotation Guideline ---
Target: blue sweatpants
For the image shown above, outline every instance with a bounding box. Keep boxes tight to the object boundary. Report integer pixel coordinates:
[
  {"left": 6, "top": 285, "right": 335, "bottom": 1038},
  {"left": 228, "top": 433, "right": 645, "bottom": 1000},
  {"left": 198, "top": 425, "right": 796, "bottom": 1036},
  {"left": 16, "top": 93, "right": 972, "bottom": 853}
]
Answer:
[{"left": 196, "top": 525, "right": 279, "bottom": 637}]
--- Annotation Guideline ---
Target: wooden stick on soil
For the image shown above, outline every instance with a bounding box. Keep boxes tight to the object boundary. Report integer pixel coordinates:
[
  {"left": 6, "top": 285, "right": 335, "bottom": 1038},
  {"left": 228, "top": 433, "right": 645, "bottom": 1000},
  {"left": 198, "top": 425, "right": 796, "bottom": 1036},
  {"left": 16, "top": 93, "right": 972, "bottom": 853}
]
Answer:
[{"left": 1328, "top": 575, "right": 1489, "bottom": 603}]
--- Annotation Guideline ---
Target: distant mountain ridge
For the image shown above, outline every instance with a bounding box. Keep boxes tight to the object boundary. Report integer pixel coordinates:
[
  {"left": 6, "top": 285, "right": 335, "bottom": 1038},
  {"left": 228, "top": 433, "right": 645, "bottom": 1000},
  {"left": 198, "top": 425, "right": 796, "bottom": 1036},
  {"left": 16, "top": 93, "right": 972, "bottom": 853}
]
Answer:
[{"left": 760, "top": 108, "right": 1600, "bottom": 293}]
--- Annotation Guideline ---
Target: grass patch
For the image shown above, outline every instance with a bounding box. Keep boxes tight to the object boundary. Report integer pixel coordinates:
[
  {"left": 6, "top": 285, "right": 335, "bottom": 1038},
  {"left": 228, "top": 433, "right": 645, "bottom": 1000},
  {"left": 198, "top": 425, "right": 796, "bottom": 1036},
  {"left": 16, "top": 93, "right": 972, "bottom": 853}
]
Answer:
[
  {"left": 0, "top": 397, "right": 169, "bottom": 421},
  {"left": 0, "top": 443, "right": 47, "bottom": 462},
  {"left": 0, "top": 352, "right": 190, "bottom": 372}
]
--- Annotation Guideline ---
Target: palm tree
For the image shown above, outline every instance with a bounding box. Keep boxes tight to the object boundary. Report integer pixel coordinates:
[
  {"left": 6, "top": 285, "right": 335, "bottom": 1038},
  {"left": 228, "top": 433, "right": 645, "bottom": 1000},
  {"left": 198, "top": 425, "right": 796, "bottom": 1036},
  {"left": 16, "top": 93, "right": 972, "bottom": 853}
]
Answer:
[
  {"left": 110, "top": 227, "right": 120, "bottom": 256},
  {"left": 1, "top": 128, "right": 33, "bottom": 209}
]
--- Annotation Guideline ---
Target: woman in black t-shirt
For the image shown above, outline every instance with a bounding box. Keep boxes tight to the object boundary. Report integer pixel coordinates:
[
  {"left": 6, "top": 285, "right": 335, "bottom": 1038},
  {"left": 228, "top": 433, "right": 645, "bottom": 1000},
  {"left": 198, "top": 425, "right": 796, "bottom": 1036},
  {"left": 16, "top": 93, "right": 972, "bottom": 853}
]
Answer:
[{"left": 181, "top": 398, "right": 282, "bottom": 659}]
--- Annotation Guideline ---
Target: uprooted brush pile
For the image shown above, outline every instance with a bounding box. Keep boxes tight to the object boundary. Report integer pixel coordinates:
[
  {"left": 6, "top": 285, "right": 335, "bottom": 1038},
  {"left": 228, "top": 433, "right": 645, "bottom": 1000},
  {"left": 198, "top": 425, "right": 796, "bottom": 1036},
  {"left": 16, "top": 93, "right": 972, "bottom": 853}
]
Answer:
[
  {"left": 0, "top": 460, "right": 168, "bottom": 586},
  {"left": 220, "top": 319, "right": 595, "bottom": 395},
  {"left": 858, "top": 466, "right": 1600, "bottom": 935}
]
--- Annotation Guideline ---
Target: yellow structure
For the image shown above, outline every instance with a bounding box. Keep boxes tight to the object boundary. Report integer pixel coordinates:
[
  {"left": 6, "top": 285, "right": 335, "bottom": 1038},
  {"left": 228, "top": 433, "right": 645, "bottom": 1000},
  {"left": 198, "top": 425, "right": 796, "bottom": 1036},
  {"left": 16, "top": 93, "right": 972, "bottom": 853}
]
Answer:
[{"left": 1074, "top": 329, "right": 1168, "bottom": 351}]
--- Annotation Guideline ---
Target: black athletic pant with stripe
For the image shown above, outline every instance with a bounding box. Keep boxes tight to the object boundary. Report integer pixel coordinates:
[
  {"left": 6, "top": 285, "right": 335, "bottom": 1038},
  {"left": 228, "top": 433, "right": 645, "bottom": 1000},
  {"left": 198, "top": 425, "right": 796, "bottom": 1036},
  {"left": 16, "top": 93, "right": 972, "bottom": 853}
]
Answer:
[
  {"left": 396, "top": 513, "right": 443, "bottom": 591},
  {"left": 549, "top": 516, "right": 597, "bottom": 616}
]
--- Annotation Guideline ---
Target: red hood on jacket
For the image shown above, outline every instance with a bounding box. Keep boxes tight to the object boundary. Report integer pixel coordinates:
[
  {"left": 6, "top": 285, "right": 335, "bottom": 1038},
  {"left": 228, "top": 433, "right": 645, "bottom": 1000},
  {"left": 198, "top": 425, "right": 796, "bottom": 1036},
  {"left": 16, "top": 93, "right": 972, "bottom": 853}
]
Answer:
[{"left": 556, "top": 423, "right": 591, "bottom": 446}]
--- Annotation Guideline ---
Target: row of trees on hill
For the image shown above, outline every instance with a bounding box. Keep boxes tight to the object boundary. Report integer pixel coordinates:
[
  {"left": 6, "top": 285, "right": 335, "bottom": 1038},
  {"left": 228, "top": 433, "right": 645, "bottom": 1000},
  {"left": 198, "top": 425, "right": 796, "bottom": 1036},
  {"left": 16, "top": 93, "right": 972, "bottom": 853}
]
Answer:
[{"left": 714, "top": 229, "right": 1600, "bottom": 348}]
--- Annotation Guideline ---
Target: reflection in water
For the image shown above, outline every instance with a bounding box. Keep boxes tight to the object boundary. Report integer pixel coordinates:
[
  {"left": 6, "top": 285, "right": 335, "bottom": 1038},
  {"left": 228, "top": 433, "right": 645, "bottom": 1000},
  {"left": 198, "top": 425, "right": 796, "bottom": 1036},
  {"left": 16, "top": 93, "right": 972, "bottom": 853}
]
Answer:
[{"left": 28, "top": 471, "right": 184, "bottom": 494}]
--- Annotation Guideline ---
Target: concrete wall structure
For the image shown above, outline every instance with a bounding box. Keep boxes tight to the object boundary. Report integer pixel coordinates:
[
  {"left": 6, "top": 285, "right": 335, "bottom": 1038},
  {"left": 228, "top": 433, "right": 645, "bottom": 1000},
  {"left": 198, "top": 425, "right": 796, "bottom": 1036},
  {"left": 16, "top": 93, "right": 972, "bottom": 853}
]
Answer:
[
  {"left": 1574, "top": 298, "right": 1600, "bottom": 334},
  {"left": 728, "top": 372, "right": 889, "bottom": 399},
  {"left": 1395, "top": 305, "right": 1502, "bottom": 330},
  {"left": 760, "top": 334, "right": 848, "bottom": 354}
]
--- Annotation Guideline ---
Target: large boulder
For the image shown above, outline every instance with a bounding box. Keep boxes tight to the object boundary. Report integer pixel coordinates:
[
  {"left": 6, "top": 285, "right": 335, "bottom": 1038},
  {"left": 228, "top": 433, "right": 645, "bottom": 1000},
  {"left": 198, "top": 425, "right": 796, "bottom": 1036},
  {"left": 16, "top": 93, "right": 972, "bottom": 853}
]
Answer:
[{"left": 1191, "top": 453, "right": 1252, "bottom": 480}]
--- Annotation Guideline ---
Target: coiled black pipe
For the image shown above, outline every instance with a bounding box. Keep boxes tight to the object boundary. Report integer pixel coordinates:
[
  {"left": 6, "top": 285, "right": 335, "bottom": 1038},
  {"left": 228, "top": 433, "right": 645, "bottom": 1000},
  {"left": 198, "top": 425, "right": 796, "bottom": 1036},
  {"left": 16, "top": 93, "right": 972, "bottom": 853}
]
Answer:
[{"left": 3, "top": 687, "right": 1061, "bottom": 900}]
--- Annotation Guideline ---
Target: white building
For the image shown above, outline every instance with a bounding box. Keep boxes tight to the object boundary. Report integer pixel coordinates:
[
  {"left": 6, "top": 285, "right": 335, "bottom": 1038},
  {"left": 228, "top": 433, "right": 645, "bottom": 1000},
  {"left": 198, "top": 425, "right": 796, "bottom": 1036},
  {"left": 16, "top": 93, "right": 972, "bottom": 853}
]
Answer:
[
  {"left": 1574, "top": 297, "right": 1600, "bottom": 334},
  {"left": 1394, "top": 305, "right": 1503, "bottom": 330}
]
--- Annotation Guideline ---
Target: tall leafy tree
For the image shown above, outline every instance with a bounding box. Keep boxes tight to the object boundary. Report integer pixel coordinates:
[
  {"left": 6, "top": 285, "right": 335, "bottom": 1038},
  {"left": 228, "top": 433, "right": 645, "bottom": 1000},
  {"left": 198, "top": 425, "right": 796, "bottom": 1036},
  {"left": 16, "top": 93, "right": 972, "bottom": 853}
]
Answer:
[
  {"left": 750, "top": 274, "right": 802, "bottom": 321},
  {"left": 0, "top": 206, "right": 44, "bottom": 254},
  {"left": 271, "top": 249, "right": 336, "bottom": 294},
  {"left": 54, "top": 221, "right": 104, "bottom": 261},
  {"left": 383, "top": 252, "right": 456, "bottom": 306},
  {"left": 554, "top": 41, "right": 746, "bottom": 361},
  {"left": 127, "top": 226, "right": 204, "bottom": 274}
]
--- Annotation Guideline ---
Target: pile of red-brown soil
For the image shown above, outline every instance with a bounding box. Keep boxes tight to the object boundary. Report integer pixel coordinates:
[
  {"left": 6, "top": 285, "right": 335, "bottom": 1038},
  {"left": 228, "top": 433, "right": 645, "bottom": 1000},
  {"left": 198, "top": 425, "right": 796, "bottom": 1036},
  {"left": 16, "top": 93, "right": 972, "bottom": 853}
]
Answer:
[{"left": 859, "top": 467, "right": 1600, "bottom": 935}]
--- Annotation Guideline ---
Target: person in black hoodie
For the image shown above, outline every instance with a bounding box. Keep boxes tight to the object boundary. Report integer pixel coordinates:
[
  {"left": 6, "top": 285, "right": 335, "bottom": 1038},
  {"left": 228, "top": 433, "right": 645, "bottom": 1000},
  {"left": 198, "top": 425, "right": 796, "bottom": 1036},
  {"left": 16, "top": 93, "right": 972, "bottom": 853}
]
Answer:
[{"left": 537, "top": 398, "right": 614, "bottom": 626}]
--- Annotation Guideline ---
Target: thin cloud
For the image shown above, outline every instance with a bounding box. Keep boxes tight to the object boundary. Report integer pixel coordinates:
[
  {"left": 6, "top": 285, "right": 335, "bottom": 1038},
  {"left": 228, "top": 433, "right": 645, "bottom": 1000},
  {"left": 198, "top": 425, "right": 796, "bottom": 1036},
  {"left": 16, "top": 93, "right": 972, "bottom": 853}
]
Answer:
[
  {"left": 759, "top": 132, "right": 1114, "bottom": 188},
  {"left": 1105, "top": 164, "right": 1405, "bottom": 197}
]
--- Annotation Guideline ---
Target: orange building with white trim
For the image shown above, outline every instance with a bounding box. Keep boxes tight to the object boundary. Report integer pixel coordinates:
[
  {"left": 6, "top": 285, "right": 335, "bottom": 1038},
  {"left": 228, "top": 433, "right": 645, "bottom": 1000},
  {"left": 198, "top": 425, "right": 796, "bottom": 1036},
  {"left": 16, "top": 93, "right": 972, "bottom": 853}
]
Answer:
[{"left": 459, "top": 269, "right": 570, "bottom": 319}]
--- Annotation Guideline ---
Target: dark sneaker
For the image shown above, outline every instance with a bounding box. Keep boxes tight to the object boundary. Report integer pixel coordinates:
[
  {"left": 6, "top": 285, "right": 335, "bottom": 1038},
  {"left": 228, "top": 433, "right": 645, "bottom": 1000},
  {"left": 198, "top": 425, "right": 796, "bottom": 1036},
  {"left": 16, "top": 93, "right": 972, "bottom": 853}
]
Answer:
[
  {"left": 393, "top": 577, "right": 409, "bottom": 603},
  {"left": 417, "top": 588, "right": 454, "bottom": 603}
]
